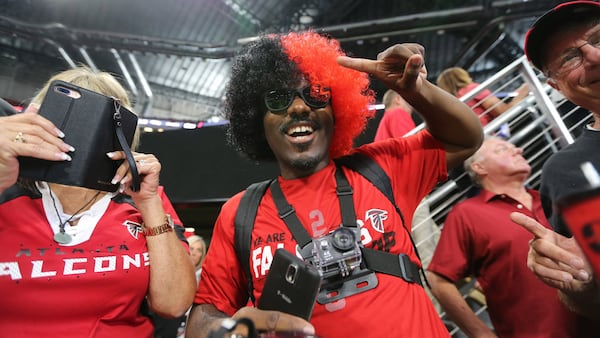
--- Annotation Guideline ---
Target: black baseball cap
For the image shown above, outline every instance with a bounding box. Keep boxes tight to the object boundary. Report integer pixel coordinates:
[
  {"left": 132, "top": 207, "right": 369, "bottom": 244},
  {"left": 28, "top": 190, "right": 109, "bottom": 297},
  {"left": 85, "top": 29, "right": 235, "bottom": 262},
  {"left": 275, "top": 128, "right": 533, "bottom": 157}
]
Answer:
[{"left": 524, "top": 1, "right": 600, "bottom": 71}]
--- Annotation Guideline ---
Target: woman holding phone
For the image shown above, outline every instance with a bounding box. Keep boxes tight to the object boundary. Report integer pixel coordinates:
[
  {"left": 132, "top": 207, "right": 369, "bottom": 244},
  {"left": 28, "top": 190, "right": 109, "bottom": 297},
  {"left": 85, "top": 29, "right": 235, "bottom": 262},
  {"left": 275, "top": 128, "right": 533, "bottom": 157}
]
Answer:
[{"left": 0, "top": 66, "right": 196, "bottom": 337}]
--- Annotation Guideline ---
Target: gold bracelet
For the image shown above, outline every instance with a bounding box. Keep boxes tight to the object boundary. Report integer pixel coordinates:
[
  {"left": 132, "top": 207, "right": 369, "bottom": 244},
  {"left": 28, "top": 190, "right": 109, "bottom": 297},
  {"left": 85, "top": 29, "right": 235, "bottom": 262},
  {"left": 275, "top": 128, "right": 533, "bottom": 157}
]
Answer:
[{"left": 143, "top": 214, "right": 174, "bottom": 236}]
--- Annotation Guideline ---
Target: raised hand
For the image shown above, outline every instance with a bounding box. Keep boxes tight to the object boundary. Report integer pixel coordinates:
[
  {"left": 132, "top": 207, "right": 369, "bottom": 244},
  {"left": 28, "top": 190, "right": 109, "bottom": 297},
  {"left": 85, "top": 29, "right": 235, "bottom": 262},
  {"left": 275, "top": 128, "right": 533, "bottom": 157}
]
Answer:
[
  {"left": 510, "top": 212, "right": 592, "bottom": 292},
  {"left": 337, "top": 43, "right": 427, "bottom": 96},
  {"left": 0, "top": 105, "right": 73, "bottom": 193}
]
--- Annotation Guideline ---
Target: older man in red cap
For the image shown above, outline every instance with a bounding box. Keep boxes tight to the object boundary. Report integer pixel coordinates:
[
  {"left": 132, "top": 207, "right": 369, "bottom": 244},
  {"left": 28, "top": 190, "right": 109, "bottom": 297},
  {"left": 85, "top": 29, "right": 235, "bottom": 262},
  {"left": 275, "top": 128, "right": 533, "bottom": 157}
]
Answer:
[{"left": 512, "top": 0, "right": 600, "bottom": 332}]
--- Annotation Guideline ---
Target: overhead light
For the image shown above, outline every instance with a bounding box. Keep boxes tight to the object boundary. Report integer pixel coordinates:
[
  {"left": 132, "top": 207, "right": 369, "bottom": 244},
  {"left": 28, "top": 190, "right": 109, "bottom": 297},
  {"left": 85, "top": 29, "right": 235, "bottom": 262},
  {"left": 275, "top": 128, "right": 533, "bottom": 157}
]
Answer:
[
  {"left": 165, "top": 121, "right": 182, "bottom": 128},
  {"left": 299, "top": 15, "right": 313, "bottom": 24},
  {"left": 137, "top": 117, "right": 228, "bottom": 131},
  {"left": 305, "top": 7, "right": 319, "bottom": 17}
]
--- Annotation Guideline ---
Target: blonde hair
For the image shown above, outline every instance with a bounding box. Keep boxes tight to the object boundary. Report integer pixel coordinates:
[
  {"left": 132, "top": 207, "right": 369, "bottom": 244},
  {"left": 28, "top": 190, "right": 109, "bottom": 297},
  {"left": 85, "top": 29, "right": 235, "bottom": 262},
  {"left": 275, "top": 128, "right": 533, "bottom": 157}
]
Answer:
[
  {"left": 31, "top": 66, "right": 140, "bottom": 149},
  {"left": 436, "top": 67, "right": 473, "bottom": 97},
  {"left": 188, "top": 235, "right": 207, "bottom": 266}
]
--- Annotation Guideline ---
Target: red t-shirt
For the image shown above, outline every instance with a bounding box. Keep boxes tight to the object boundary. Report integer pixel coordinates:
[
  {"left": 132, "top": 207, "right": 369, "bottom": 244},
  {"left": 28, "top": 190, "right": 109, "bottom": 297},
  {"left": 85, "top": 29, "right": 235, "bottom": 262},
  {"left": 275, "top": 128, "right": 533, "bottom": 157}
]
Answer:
[
  {"left": 0, "top": 186, "right": 184, "bottom": 337},
  {"left": 428, "top": 189, "right": 577, "bottom": 338},
  {"left": 196, "top": 131, "right": 451, "bottom": 338},
  {"left": 457, "top": 82, "right": 494, "bottom": 126},
  {"left": 374, "top": 107, "right": 416, "bottom": 141}
]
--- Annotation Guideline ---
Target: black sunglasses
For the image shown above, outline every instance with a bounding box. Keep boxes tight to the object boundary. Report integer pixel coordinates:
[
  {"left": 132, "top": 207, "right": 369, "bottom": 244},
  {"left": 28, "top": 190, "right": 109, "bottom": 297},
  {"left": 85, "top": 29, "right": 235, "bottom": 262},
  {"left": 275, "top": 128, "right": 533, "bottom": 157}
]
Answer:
[{"left": 264, "top": 85, "right": 331, "bottom": 113}]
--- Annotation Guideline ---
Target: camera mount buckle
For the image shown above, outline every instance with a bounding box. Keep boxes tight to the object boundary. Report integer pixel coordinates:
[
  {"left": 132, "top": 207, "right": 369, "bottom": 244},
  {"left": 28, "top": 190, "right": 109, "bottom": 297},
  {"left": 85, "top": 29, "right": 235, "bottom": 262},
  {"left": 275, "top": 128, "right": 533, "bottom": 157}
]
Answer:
[{"left": 317, "top": 268, "right": 378, "bottom": 304}]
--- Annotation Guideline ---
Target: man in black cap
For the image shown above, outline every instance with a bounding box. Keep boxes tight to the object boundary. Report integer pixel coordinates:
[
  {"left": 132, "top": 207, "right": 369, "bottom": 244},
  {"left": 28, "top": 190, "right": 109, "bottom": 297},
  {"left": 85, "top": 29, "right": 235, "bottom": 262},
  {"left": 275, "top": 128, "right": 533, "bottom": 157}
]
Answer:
[{"left": 512, "top": 0, "right": 600, "bottom": 325}]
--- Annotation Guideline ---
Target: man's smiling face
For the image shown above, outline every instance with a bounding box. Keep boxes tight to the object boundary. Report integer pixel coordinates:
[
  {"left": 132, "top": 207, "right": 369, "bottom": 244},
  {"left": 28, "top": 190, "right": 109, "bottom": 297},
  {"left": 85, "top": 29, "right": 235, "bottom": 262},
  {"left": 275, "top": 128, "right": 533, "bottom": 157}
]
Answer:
[
  {"left": 545, "top": 22, "right": 600, "bottom": 113},
  {"left": 262, "top": 82, "right": 334, "bottom": 179}
]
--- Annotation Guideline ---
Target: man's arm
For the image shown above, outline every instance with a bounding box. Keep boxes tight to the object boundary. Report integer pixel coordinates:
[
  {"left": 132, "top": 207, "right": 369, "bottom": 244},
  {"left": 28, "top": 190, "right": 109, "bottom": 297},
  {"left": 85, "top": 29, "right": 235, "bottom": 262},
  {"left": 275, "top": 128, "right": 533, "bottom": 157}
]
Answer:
[
  {"left": 185, "top": 304, "right": 316, "bottom": 338},
  {"left": 186, "top": 304, "right": 229, "bottom": 338},
  {"left": 407, "top": 79, "right": 483, "bottom": 169},
  {"left": 427, "top": 272, "right": 497, "bottom": 338},
  {"left": 337, "top": 43, "right": 483, "bottom": 169}
]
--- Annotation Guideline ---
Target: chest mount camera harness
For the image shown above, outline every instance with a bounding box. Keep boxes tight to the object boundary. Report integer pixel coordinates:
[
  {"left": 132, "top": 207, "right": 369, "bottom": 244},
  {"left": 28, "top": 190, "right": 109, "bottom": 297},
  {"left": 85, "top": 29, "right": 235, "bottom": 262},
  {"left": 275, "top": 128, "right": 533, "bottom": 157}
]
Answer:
[{"left": 234, "top": 152, "right": 427, "bottom": 304}]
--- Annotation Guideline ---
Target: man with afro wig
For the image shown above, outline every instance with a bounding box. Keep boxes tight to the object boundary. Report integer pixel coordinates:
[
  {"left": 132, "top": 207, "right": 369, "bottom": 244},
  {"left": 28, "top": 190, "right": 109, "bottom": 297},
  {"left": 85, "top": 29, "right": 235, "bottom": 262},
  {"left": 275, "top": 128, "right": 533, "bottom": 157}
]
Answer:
[{"left": 186, "top": 31, "right": 483, "bottom": 338}]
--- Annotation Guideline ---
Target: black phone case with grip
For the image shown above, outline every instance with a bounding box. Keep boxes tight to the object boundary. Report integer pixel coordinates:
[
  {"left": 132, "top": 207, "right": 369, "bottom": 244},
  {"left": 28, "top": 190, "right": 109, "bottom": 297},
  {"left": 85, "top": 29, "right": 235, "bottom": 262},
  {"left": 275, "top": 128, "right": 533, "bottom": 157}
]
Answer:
[
  {"left": 18, "top": 80, "right": 138, "bottom": 192},
  {"left": 258, "top": 248, "right": 322, "bottom": 321}
]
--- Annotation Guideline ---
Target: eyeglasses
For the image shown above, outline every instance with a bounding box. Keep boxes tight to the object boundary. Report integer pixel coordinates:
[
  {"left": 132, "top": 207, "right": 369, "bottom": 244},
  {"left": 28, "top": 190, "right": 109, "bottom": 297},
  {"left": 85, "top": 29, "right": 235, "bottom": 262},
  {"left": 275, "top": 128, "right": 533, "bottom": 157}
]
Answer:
[
  {"left": 264, "top": 85, "right": 331, "bottom": 113},
  {"left": 546, "top": 28, "right": 600, "bottom": 77}
]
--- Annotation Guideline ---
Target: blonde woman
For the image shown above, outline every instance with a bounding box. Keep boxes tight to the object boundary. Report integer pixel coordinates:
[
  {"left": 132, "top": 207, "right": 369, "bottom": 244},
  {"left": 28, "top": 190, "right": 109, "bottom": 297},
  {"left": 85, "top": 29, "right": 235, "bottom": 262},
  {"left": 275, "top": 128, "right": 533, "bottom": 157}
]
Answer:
[
  {"left": 0, "top": 66, "right": 196, "bottom": 337},
  {"left": 188, "top": 235, "right": 207, "bottom": 283}
]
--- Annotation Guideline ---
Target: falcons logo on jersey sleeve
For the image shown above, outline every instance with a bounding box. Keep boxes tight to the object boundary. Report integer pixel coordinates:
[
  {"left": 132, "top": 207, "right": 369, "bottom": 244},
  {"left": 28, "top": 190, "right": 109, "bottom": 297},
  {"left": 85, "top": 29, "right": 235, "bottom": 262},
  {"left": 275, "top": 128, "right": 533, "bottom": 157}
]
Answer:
[
  {"left": 365, "top": 209, "right": 388, "bottom": 233},
  {"left": 123, "top": 220, "right": 143, "bottom": 239}
]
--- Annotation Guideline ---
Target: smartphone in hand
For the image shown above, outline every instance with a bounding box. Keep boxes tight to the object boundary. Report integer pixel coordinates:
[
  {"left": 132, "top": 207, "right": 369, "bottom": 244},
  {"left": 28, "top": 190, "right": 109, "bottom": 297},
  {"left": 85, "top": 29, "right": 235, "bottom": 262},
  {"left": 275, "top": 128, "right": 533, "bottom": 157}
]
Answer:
[
  {"left": 18, "top": 80, "right": 138, "bottom": 192},
  {"left": 258, "top": 249, "right": 322, "bottom": 321}
]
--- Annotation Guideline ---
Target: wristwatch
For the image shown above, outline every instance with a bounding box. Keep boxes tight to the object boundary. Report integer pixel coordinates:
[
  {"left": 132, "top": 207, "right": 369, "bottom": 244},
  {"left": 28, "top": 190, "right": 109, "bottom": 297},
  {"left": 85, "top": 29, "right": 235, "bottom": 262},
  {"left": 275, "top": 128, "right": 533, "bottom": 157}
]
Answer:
[{"left": 143, "top": 214, "right": 174, "bottom": 236}]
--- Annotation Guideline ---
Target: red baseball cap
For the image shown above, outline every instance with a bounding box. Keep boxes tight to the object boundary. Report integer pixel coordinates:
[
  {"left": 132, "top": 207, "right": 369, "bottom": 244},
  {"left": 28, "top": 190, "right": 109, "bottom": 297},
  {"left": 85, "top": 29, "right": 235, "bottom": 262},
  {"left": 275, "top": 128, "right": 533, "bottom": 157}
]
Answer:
[{"left": 524, "top": 1, "right": 600, "bottom": 71}]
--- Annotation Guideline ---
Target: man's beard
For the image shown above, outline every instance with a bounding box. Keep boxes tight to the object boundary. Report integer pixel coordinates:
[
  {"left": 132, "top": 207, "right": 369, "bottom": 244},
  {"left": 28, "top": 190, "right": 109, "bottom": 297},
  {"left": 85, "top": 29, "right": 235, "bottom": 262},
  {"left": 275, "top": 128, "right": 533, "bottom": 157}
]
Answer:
[
  {"left": 289, "top": 149, "right": 324, "bottom": 173},
  {"left": 290, "top": 157, "right": 320, "bottom": 172}
]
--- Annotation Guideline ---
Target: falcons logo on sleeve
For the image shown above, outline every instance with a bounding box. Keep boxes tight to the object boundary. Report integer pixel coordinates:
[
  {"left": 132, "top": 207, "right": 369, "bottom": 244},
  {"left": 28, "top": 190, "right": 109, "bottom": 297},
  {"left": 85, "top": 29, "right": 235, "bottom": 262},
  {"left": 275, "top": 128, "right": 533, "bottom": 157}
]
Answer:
[
  {"left": 123, "top": 220, "right": 143, "bottom": 239},
  {"left": 365, "top": 209, "right": 388, "bottom": 233}
]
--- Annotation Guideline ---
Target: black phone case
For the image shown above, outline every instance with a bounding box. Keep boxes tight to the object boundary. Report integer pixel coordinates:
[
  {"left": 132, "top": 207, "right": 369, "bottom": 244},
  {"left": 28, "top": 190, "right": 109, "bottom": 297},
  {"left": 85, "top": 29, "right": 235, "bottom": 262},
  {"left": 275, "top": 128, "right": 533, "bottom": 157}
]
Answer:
[
  {"left": 258, "top": 249, "right": 322, "bottom": 321},
  {"left": 18, "top": 80, "right": 138, "bottom": 192}
]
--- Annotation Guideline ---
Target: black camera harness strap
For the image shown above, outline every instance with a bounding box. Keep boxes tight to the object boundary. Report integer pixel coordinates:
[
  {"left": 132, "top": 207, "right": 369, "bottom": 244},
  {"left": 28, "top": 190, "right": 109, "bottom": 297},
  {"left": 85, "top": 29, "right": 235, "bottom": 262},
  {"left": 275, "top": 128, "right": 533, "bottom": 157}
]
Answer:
[
  {"left": 270, "top": 172, "right": 381, "bottom": 305},
  {"left": 234, "top": 152, "right": 425, "bottom": 304}
]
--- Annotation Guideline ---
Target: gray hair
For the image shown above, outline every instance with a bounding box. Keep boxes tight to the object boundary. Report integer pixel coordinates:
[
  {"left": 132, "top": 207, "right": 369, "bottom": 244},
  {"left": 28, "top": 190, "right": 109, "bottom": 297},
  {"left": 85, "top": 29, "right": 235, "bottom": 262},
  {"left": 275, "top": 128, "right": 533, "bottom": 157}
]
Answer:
[{"left": 463, "top": 135, "right": 504, "bottom": 187}]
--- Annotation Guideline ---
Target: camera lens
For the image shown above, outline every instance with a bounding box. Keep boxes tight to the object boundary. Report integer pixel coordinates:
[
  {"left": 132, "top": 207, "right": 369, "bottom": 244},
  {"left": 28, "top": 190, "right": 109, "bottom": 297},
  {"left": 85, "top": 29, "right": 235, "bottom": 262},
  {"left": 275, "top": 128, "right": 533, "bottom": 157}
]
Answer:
[
  {"left": 331, "top": 227, "right": 355, "bottom": 251},
  {"left": 56, "top": 86, "right": 71, "bottom": 94},
  {"left": 285, "top": 265, "right": 297, "bottom": 284}
]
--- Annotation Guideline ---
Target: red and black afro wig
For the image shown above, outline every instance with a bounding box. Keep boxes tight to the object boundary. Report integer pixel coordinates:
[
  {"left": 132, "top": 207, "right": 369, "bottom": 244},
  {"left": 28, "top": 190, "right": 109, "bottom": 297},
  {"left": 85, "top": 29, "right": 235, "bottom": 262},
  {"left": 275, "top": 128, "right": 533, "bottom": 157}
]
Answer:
[{"left": 224, "top": 31, "right": 375, "bottom": 161}]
